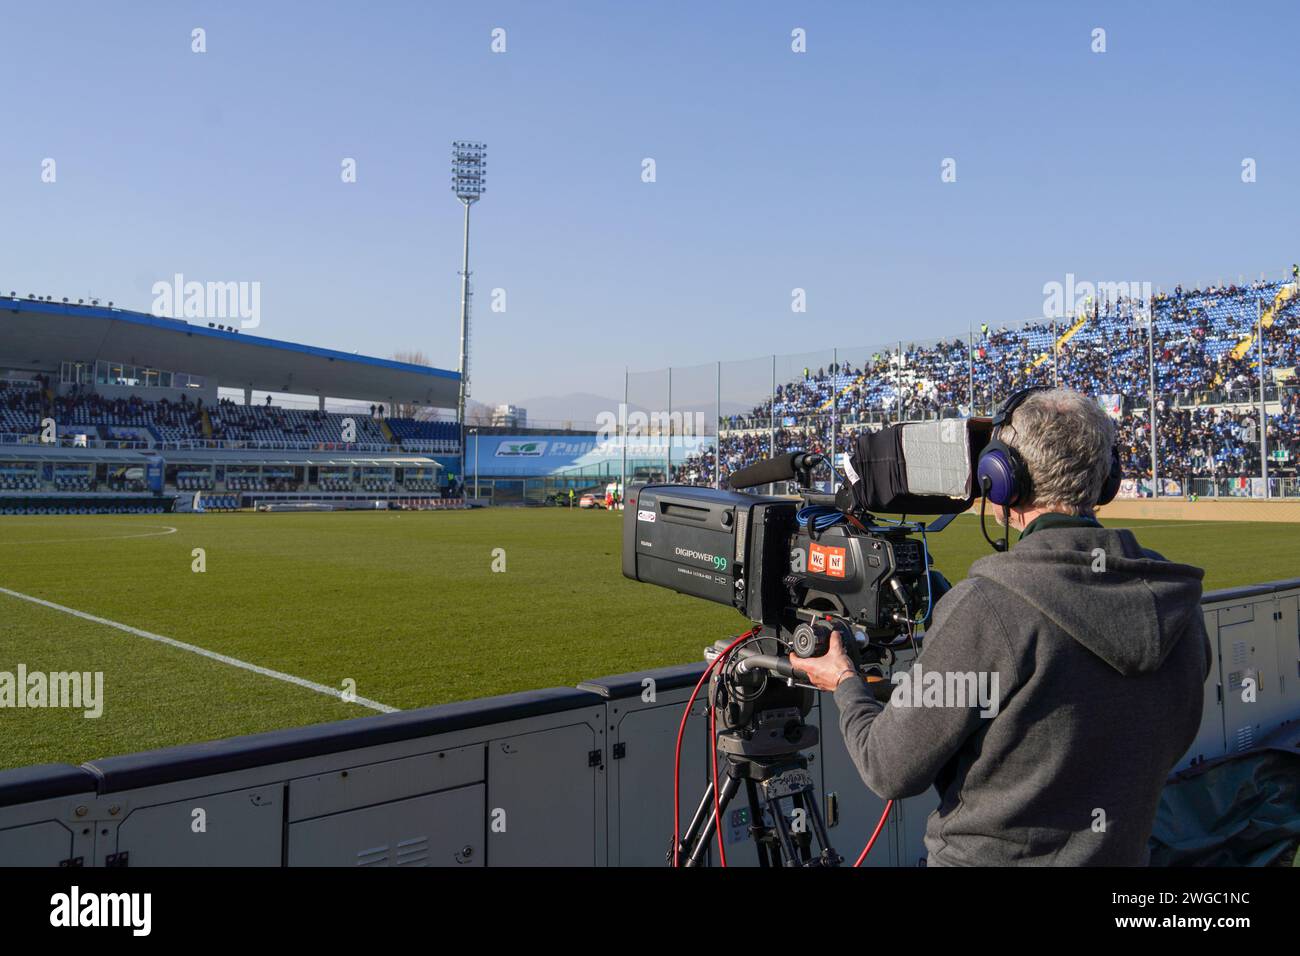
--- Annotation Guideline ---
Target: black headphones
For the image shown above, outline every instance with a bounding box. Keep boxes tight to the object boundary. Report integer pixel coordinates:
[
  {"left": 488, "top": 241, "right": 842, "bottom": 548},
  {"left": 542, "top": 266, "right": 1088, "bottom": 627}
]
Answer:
[{"left": 976, "top": 386, "right": 1123, "bottom": 510}]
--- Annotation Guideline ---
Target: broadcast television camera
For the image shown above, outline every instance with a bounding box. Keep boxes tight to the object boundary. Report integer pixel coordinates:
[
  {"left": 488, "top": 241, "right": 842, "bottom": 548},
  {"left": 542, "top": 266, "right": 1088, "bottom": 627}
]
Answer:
[
  {"left": 622, "top": 419, "right": 989, "bottom": 668},
  {"left": 624, "top": 420, "right": 990, "bottom": 866}
]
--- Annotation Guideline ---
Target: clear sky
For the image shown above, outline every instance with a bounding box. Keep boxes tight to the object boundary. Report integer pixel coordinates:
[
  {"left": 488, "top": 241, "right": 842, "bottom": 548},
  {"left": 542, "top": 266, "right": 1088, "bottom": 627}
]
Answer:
[{"left": 3, "top": 1, "right": 1297, "bottom": 410}]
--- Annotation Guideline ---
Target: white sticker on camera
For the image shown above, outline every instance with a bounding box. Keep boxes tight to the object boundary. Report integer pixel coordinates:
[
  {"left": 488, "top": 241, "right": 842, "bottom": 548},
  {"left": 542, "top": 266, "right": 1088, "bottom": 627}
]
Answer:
[
  {"left": 637, "top": 509, "right": 656, "bottom": 523},
  {"left": 840, "top": 452, "right": 859, "bottom": 487}
]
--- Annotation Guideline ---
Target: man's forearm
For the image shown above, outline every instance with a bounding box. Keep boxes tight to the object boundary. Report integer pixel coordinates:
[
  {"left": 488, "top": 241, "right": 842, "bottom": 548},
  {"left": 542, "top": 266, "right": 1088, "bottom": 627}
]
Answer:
[{"left": 833, "top": 675, "right": 885, "bottom": 793}]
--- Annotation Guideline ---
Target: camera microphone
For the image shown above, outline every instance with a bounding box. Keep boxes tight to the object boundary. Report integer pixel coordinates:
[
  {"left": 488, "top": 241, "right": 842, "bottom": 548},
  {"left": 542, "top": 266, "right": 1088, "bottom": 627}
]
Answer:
[{"left": 728, "top": 452, "right": 826, "bottom": 489}]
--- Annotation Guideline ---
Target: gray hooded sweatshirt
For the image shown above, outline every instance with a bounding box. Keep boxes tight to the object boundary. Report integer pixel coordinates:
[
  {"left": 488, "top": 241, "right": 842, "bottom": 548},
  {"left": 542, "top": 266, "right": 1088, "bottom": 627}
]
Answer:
[{"left": 833, "top": 521, "right": 1211, "bottom": 866}]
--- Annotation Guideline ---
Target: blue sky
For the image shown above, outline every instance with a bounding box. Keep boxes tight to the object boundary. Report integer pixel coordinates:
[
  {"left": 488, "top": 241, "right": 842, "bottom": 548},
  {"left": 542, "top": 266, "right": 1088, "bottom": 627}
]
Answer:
[{"left": 2, "top": 1, "right": 1297, "bottom": 410}]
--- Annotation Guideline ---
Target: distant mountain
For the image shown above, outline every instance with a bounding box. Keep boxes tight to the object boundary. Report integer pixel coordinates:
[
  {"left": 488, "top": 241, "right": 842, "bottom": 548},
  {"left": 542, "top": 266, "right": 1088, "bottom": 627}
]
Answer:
[{"left": 509, "top": 392, "right": 619, "bottom": 429}]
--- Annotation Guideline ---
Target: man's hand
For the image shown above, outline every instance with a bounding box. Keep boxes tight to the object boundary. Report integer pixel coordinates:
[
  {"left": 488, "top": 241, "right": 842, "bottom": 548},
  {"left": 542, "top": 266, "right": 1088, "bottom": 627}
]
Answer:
[{"left": 793, "top": 632, "right": 859, "bottom": 692}]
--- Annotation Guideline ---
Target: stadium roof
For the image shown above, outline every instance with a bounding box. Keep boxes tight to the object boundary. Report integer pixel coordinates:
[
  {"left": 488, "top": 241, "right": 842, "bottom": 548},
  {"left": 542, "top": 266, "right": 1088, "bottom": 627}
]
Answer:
[
  {"left": 0, "top": 296, "right": 459, "bottom": 407},
  {"left": 0, "top": 445, "right": 441, "bottom": 468}
]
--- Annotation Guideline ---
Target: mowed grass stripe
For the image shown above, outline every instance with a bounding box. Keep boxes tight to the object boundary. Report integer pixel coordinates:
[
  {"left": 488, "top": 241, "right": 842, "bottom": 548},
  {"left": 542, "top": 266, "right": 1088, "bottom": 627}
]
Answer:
[
  {"left": 0, "top": 594, "right": 371, "bottom": 769},
  {"left": 0, "top": 585, "right": 397, "bottom": 713},
  {"left": 1, "top": 508, "right": 1296, "bottom": 770}
]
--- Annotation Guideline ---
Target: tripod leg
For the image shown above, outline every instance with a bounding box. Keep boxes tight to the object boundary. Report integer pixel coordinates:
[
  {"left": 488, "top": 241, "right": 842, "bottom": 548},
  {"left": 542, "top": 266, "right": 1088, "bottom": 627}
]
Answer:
[
  {"left": 684, "top": 771, "right": 743, "bottom": 868},
  {"left": 765, "top": 781, "right": 840, "bottom": 867},
  {"left": 769, "top": 796, "right": 803, "bottom": 866},
  {"left": 673, "top": 780, "right": 715, "bottom": 866},
  {"left": 744, "top": 778, "right": 775, "bottom": 868},
  {"left": 803, "top": 788, "right": 839, "bottom": 865},
  {"left": 790, "top": 792, "right": 813, "bottom": 865}
]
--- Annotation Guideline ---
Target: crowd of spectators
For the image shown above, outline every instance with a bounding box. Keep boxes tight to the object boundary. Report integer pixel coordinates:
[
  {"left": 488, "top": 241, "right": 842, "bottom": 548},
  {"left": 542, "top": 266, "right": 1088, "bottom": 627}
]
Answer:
[
  {"left": 1, "top": 379, "right": 207, "bottom": 440},
  {"left": 0, "top": 384, "right": 440, "bottom": 452},
  {"left": 675, "top": 277, "right": 1300, "bottom": 493},
  {"left": 209, "top": 398, "right": 387, "bottom": 447}
]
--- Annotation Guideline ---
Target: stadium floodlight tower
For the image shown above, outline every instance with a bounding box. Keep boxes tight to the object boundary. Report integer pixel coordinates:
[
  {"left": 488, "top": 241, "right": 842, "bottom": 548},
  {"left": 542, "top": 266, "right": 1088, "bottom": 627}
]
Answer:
[{"left": 451, "top": 140, "right": 487, "bottom": 478}]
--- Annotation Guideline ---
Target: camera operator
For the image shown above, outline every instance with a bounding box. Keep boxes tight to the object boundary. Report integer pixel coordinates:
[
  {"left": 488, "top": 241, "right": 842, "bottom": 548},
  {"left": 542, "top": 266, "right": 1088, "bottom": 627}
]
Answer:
[{"left": 798, "top": 388, "right": 1211, "bottom": 865}]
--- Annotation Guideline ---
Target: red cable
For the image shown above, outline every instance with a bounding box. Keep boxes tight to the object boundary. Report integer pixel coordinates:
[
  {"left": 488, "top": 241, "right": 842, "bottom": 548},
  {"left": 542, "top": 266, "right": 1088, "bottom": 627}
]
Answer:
[
  {"left": 674, "top": 629, "right": 889, "bottom": 869},
  {"left": 672, "top": 628, "right": 753, "bottom": 867},
  {"left": 709, "top": 691, "right": 726, "bottom": 866},
  {"left": 853, "top": 799, "right": 894, "bottom": 867}
]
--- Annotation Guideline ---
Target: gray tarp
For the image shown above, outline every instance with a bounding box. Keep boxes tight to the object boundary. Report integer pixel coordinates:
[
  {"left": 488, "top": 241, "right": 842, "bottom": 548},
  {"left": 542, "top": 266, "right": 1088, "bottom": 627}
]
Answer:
[{"left": 1150, "top": 726, "right": 1300, "bottom": 867}]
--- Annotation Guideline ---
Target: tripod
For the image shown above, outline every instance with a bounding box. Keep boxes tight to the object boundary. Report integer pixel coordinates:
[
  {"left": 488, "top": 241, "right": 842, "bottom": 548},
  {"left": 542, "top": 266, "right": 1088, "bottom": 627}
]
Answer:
[{"left": 674, "top": 659, "right": 841, "bottom": 867}]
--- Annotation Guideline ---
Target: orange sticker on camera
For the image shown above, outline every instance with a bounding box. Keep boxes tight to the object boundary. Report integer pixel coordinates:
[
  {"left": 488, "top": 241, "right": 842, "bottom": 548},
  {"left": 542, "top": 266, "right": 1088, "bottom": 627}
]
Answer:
[{"left": 809, "top": 542, "right": 846, "bottom": 578}]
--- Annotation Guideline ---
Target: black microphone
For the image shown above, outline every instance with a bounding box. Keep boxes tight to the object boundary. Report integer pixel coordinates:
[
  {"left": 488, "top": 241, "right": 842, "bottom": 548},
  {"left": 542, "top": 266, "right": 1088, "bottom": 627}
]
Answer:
[
  {"left": 728, "top": 452, "right": 825, "bottom": 489},
  {"left": 977, "top": 478, "right": 1010, "bottom": 552}
]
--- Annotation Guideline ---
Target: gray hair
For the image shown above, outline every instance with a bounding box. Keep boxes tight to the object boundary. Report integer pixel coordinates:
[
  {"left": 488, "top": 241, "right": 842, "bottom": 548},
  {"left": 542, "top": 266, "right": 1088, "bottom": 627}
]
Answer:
[{"left": 1000, "top": 388, "right": 1115, "bottom": 514}]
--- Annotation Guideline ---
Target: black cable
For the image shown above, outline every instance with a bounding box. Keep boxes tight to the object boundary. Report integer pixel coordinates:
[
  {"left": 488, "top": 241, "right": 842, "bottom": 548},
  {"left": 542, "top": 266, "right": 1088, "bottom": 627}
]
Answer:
[{"left": 977, "top": 480, "right": 1009, "bottom": 553}]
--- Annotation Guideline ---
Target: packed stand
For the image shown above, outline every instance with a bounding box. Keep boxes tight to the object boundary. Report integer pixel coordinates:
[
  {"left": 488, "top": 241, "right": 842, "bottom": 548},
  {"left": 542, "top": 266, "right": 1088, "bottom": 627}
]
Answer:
[
  {"left": 208, "top": 399, "right": 389, "bottom": 450},
  {"left": 680, "top": 276, "right": 1300, "bottom": 492}
]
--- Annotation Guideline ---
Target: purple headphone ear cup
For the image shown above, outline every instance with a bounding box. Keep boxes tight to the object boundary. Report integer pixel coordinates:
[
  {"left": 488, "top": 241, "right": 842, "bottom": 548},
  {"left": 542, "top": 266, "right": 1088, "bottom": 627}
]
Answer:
[
  {"left": 982, "top": 387, "right": 1045, "bottom": 508},
  {"left": 1097, "top": 447, "right": 1122, "bottom": 506},
  {"left": 977, "top": 447, "right": 1019, "bottom": 506}
]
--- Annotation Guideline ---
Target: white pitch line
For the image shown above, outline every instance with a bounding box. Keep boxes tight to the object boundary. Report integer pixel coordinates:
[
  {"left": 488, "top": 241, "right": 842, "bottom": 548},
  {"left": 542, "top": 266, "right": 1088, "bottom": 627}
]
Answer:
[
  {"left": 0, "top": 585, "right": 397, "bottom": 714},
  {"left": 3, "top": 524, "right": 179, "bottom": 545}
]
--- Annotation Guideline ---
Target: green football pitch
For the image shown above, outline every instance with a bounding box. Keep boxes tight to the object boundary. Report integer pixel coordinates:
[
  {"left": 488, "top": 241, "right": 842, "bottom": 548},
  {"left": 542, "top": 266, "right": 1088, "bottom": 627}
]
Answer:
[{"left": 1, "top": 508, "right": 1296, "bottom": 770}]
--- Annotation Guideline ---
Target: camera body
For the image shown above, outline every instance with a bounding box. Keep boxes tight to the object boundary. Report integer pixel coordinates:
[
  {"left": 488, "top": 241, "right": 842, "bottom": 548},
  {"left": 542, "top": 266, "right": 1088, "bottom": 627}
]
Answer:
[
  {"left": 621, "top": 485, "right": 797, "bottom": 627},
  {"left": 622, "top": 483, "right": 931, "bottom": 643},
  {"left": 786, "top": 521, "right": 926, "bottom": 636}
]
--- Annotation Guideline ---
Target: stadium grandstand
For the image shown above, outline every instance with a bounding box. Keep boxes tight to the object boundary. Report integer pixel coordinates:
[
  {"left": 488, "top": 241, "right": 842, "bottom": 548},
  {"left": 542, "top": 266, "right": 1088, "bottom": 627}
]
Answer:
[
  {"left": 5, "top": 271, "right": 1299, "bottom": 513},
  {"left": 667, "top": 272, "right": 1300, "bottom": 499},
  {"left": 0, "top": 294, "right": 467, "bottom": 514}
]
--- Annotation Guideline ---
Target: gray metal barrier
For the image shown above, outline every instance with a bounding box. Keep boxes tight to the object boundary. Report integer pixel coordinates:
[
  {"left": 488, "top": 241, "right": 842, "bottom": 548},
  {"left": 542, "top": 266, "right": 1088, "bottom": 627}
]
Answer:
[{"left": 1, "top": 580, "right": 1297, "bottom": 867}]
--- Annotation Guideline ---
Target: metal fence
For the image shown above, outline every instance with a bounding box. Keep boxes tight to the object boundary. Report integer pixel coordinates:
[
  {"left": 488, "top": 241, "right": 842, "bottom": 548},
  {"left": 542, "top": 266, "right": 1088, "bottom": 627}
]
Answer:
[{"left": 619, "top": 302, "right": 1300, "bottom": 500}]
